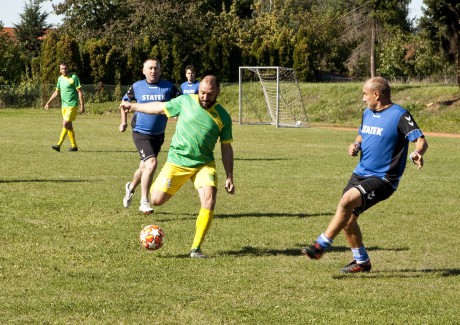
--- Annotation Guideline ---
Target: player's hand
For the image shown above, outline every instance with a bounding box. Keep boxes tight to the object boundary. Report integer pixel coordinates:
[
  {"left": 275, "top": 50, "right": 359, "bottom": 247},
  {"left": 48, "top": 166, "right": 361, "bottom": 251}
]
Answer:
[
  {"left": 120, "top": 101, "right": 132, "bottom": 113},
  {"left": 410, "top": 151, "right": 424, "bottom": 170},
  {"left": 119, "top": 123, "right": 127, "bottom": 132},
  {"left": 44, "top": 104, "right": 49, "bottom": 111},
  {"left": 80, "top": 106, "right": 85, "bottom": 114},
  {"left": 225, "top": 179, "right": 235, "bottom": 194},
  {"left": 348, "top": 142, "right": 360, "bottom": 156}
]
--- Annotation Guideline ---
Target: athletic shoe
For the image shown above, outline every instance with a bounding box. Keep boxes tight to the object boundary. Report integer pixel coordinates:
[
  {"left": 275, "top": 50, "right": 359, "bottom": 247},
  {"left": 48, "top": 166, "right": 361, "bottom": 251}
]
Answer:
[
  {"left": 190, "top": 248, "right": 207, "bottom": 259},
  {"left": 68, "top": 147, "right": 78, "bottom": 152},
  {"left": 123, "top": 182, "right": 134, "bottom": 208},
  {"left": 51, "top": 145, "right": 60, "bottom": 152},
  {"left": 301, "top": 242, "right": 324, "bottom": 260},
  {"left": 139, "top": 201, "right": 154, "bottom": 214},
  {"left": 339, "top": 260, "right": 372, "bottom": 273}
]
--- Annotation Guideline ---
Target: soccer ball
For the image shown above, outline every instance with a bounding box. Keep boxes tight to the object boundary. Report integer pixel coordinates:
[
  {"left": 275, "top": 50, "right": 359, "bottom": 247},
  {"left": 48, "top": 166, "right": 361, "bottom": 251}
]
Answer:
[{"left": 140, "top": 224, "right": 165, "bottom": 250}]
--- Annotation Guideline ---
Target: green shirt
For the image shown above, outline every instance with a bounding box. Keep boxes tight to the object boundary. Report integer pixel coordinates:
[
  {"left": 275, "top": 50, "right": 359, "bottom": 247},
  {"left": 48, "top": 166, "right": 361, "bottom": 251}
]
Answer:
[
  {"left": 164, "top": 94, "right": 233, "bottom": 167},
  {"left": 56, "top": 74, "right": 81, "bottom": 107}
]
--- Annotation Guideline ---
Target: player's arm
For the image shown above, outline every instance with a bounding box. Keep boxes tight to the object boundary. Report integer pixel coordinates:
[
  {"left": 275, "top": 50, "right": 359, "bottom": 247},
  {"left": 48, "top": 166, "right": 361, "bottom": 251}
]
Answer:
[
  {"left": 348, "top": 134, "right": 362, "bottom": 157},
  {"left": 120, "top": 101, "right": 166, "bottom": 115},
  {"left": 77, "top": 88, "right": 85, "bottom": 114},
  {"left": 409, "top": 136, "right": 428, "bottom": 170},
  {"left": 221, "top": 142, "right": 235, "bottom": 194},
  {"left": 44, "top": 89, "right": 59, "bottom": 110}
]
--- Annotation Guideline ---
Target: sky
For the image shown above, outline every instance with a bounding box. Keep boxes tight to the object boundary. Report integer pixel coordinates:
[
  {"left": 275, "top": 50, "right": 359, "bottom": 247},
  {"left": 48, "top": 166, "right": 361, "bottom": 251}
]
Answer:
[{"left": 0, "top": 0, "right": 425, "bottom": 28}]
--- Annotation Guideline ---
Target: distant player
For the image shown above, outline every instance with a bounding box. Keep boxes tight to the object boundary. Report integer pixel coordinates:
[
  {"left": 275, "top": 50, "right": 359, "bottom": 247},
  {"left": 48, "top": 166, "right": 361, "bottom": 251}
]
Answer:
[
  {"left": 180, "top": 65, "right": 200, "bottom": 95},
  {"left": 44, "top": 62, "right": 85, "bottom": 152},
  {"left": 119, "top": 58, "right": 180, "bottom": 214},
  {"left": 302, "top": 77, "right": 428, "bottom": 273}
]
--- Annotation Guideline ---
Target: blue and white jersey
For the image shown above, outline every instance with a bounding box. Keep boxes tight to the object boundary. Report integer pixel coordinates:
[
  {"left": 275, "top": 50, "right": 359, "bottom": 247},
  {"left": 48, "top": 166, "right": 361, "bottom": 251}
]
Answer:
[
  {"left": 354, "top": 104, "right": 424, "bottom": 189},
  {"left": 180, "top": 80, "right": 200, "bottom": 95},
  {"left": 123, "top": 79, "right": 180, "bottom": 135}
]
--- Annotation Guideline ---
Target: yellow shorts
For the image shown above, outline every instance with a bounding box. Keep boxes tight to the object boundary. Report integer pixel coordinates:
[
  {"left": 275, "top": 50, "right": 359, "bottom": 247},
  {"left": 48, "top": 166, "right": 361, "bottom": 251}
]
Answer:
[
  {"left": 62, "top": 106, "right": 78, "bottom": 122},
  {"left": 152, "top": 161, "right": 218, "bottom": 196}
]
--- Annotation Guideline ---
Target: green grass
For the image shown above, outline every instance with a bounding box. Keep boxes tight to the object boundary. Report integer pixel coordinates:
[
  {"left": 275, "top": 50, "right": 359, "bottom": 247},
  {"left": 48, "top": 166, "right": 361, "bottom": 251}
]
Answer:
[{"left": 1, "top": 109, "right": 459, "bottom": 324}]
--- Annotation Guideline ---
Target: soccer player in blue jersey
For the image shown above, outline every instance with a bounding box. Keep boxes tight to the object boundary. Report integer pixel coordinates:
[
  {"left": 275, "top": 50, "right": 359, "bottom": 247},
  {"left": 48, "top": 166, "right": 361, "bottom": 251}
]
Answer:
[
  {"left": 120, "top": 75, "right": 235, "bottom": 258},
  {"left": 119, "top": 58, "right": 180, "bottom": 214},
  {"left": 180, "top": 65, "right": 200, "bottom": 95},
  {"left": 302, "top": 77, "right": 428, "bottom": 273}
]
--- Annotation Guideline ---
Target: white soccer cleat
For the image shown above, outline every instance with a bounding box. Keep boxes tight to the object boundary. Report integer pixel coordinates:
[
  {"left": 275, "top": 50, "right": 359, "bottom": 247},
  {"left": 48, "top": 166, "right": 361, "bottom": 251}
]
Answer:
[
  {"left": 139, "top": 200, "right": 154, "bottom": 214},
  {"left": 123, "top": 182, "right": 134, "bottom": 208}
]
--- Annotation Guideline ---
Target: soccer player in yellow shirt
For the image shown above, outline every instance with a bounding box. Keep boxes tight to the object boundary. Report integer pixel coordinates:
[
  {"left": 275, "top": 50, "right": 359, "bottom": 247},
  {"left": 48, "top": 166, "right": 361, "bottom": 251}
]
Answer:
[
  {"left": 45, "top": 62, "right": 85, "bottom": 152},
  {"left": 120, "top": 75, "right": 235, "bottom": 258}
]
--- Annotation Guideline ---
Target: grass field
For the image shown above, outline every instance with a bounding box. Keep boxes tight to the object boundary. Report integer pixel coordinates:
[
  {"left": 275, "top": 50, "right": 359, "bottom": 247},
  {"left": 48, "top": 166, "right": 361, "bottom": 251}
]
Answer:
[{"left": 1, "top": 108, "right": 459, "bottom": 324}]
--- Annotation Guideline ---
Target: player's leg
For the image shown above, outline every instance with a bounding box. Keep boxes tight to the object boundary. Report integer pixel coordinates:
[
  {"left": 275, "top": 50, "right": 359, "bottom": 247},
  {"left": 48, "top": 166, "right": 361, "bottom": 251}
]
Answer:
[
  {"left": 66, "top": 107, "right": 78, "bottom": 151},
  {"left": 190, "top": 162, "right": 218, "bottom": 258},
  {"left": 53, "top": 108, "right": 69, "bottom": 151},
  {"left": 138, "top": 157, "right": 158, "bottom": 213},
  {"left": 150, "top": 162, "right": 191, "bottom": 208}
]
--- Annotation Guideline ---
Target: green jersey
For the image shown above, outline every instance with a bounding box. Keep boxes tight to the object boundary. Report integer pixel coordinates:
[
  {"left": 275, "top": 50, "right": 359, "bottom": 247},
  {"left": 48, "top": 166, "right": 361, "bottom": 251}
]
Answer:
[
  {"left": 164, "top": 94, "right": 233, "bottom": 167},
  {"left": 56, "top": 74, "right": 81, "bottom": 107}
]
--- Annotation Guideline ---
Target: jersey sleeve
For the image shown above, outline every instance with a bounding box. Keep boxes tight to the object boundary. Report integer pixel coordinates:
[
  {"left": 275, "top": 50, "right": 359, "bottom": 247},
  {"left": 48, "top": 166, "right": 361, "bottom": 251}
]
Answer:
[
  {"left": 164, "top": 96, "right": 184, "bottom": 118},
  {"left": 399, "top": 111, "right": 424, "bottom": 142},
  {"left": 73, "top": 75, "right": 81, "bottom": 89},
  {"left": 122, "top": 86, "right": 135, "bottom": 101}
]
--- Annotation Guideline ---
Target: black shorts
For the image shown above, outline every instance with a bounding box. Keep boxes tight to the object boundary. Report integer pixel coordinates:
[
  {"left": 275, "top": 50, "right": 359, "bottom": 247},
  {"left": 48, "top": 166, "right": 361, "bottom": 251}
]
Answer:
[
  {"left": 343, "top": 174, "right": 395, "bottom": 216},
  {"left": 132, "top": 132, "right": 165, "bottom": 161}
]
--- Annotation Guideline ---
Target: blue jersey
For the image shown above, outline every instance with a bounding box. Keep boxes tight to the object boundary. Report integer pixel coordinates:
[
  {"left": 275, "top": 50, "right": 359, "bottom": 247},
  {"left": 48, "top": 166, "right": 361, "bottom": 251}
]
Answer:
[
  {"left": 354, "top": 104, "right": 424, "bottom": 189},
  {"left": 180, "top": 80, "right": 200, "bottom": 94},
  {"left": 123, "top": 79, "right": 180, "bottom": 135}
]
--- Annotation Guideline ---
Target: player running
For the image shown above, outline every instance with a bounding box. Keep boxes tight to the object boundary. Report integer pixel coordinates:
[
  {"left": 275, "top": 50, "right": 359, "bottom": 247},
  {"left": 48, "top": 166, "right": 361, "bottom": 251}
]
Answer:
[
  {"left": 120, "top": 75, "right": 235, "bottom": 258},
  {"left": 302, "top": 77, "right": 428, "bottom": 273}
]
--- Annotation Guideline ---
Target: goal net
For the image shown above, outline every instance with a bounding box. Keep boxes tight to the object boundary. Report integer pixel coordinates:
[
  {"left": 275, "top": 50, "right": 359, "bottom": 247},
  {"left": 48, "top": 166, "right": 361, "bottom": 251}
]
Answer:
[{"left": 238, "top": 66, "right": 309, "bottom": 128}]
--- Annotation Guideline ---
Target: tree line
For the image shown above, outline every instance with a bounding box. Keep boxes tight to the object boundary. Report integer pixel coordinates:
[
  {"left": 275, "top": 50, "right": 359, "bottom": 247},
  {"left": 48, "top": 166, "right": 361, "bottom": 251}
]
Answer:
[{"left": 0, "top": 0, "right": 459, "bottom": 88}]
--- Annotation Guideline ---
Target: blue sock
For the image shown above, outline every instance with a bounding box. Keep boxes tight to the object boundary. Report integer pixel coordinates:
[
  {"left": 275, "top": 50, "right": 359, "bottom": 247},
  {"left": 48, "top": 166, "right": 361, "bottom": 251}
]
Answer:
[
  {"left": 352, "top": 246, "right": 369, "bottom": 264},
  {"left": 316, "top": 233, "right": 333, "bottom": 250}
]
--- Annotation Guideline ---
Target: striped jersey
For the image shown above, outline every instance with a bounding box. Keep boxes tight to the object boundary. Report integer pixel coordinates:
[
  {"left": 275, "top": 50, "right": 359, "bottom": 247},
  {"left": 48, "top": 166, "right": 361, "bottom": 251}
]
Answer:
[
  {"left": 164, "top": 94, "right": 233, "bottom": 167},
  {"left": 56, "top": 74, "right": 81, "bottom": 107}
]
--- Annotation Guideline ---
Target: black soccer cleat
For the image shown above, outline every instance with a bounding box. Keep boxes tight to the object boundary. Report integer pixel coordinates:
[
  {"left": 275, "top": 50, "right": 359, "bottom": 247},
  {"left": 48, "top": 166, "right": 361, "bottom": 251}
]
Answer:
[
  {"left": 51, "top": 145, "right": 60, "bottom": 152},
  {"left": 339, "top": 260, "right": 372, "bottom": 273},
  {"left": 68, "top": 147, "right": 79, "bottom": 152},
  {"left": 301, "top": 242, "right": 325, "bottom": 260}
]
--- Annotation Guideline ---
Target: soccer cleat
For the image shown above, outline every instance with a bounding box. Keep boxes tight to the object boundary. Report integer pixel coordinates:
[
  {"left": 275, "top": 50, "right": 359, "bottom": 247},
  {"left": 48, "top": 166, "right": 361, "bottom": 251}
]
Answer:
[
  {"left": 123, "top": 182, "right": 134, "bottom": 208},
  {"left": 139, "top": 201, "right": 154, "bottom": 214},
  {"left": 339, "top": 260, "right": 372, "bottom": 273},
  {"left": 51, "top": 145, "right": 60, "bottom": 152},
  {"left": 190, "top": 248, "right": 207, "bottom": 259},
  {"left": 301, "top": 242, "right": 325, "bottom": 260},
  {"left": 68, "top": 147, "right": 78, "bottom": 152}
]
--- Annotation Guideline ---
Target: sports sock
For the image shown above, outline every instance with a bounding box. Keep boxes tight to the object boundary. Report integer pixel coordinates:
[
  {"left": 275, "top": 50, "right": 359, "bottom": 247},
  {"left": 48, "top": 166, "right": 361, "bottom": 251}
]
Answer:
[
  {"left": 68, "top": 128, "right": 77, "bottom": 148},
  {"left": 191, "top": 208, "right": 214, "bottom": 249},
  {"left": 351, "top": 245, "right": 370, "bottom": 264},
  {"left": 57, "top": 128, "right": 68, "bottom": 146},
  {"left": 316, "top": 233, "right": 333, "bottom": 250}
]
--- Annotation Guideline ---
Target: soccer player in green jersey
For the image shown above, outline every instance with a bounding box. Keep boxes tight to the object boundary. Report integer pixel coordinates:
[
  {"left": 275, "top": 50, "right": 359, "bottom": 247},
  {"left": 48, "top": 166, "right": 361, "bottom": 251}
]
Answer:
[
  {"left": 45, "top": 62, "right": 85, "bottom": 152},
  {"left": 120, "top": 75, "right": 235, "bottom": 258}
]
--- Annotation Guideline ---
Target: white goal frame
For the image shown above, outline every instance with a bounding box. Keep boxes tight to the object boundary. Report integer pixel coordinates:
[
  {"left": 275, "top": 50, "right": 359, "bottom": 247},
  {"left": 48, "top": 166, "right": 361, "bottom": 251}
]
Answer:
[{"left": 238, "top": 66, "right": 309, "bottom": 128}]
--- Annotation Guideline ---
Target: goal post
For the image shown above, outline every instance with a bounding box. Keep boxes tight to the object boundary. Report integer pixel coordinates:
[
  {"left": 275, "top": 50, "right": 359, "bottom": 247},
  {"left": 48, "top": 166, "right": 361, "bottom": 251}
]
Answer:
[{"left": 238, "top": 66, "right": 309, "bottom": 128}]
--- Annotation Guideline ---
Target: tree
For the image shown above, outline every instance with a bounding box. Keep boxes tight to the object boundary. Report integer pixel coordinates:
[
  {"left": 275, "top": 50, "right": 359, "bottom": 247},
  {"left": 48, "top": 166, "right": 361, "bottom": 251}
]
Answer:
[
  {"left": 421, "top": 0, "right": 460, "bottom": 87},
  {"left": 0, "top": 23, "right": 24, "bottom": 84},
  {"left": 14, "top": 0, "right": 51, "bottom": 80}
]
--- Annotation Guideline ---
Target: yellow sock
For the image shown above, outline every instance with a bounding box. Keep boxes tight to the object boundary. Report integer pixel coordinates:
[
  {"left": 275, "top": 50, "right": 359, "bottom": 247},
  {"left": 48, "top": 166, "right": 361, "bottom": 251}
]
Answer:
[
  {"left": 191, "top": 208, "right": 214, "bottom": 249},
  {"left": 68, "top": 128, "right": 77, "bottom": 148},
  {"left": 57, "top": 128, "right": 68, "bottom": 146}
]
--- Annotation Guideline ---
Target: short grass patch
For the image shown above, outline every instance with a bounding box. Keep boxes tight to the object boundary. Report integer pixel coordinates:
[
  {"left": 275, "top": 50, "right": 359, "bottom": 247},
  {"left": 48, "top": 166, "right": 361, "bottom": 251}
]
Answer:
[{"left": 1, "top": 109, "right": 459, "bottom": 324}]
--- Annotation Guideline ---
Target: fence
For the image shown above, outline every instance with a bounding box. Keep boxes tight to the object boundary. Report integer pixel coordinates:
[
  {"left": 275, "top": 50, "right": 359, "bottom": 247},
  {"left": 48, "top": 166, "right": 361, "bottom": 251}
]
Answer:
[{"left": 0, "top": 84, "right": 130, "bottom": 108}]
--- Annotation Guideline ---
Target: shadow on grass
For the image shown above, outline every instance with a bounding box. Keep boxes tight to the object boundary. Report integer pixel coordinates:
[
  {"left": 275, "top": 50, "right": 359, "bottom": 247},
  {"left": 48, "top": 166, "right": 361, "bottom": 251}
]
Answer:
[
  {"left": 234, "top": 158, "right": 292, "bottom": 161},
  {"left": 332, "top": 268, "right": 460, "bottom": 279},
  {"left": 155, "top": 211, "right": 334, "bottom": 221},
  {"left": 0, "top": 179, "right": 92, "bottom": 183}
]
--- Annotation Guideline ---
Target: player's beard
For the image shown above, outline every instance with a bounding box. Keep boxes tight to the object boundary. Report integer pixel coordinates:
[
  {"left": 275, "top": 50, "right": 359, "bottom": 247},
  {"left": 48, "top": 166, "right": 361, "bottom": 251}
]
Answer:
[{"left": 199, "top": 99, "right": 216, "bottom": 109}]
